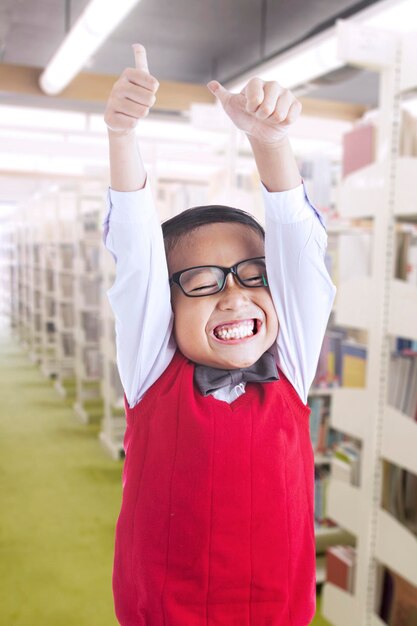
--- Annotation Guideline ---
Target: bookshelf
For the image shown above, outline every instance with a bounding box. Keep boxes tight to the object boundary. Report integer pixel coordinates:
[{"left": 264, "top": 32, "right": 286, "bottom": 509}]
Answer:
[
  {"left": 99, "top": 244, "right": 125, "bottom": 459},
  {"left": 54, "top": 189, "right": 78, "bottom": 399},
  {"left": 73, "top": 183, "right": 104, "bottom": 423},
  {"left": 39, "top": 197, "right": 58, "bottom": 378},
  {"left": 27, "top": 219, "right": 43, "bottom": 365},
  {"left": 16, "top": 220, "right": 30, "bottom": 349},
  {"left": 320, "top": 21, "right": 417, "bottom": 625},
  {"left": 6, "top": 182, "right": 106, "bottom": 423},
  {"left": 0, "top": 219, "right": 17, "bottom": 322}
]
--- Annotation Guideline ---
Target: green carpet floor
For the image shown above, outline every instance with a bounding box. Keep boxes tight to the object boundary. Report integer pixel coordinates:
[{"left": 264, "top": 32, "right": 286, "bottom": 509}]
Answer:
[{"left": 0, "top": 323, "right": 331, "bottom": 625}]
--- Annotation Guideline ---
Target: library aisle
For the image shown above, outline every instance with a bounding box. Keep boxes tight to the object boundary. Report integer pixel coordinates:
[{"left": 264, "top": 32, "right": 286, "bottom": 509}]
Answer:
[
  {"left": 0, "top": 317, "right": 121, "bottom": 626},
  {"left": 0, "top": 316, "right": 331, "bottom": 625}
]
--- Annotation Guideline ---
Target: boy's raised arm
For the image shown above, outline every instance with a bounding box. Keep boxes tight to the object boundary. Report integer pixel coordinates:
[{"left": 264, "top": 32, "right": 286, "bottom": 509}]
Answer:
[
  {"left": 209, "top": 77, "right": 337, "bottom": 403},
  {"left": 104, "top": 44, "right": 159, "bottom": 191},
  {"left": 103, "top": 46, "right": 175, "bottom": 409}
]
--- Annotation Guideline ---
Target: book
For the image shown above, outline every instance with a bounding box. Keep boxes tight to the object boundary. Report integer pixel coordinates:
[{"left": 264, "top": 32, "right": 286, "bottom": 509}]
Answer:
[
  {"left": 314, "top": 465, "right": 331, "bottom": 525},
  {"left": 381, "top": 461, "right": 417, "bottom": 538},
  {"left": 395, "top": 230, "right": 411, "bottom": 281},
  {"left": 340, "top": 340, "right": 367, "bottom": 387},
  {"left": 332, "top": 441, "right": 361, "bottom": 487},
  {"left": 400, "top": 107, "right": 417, "bottom": 158},
  {"left": 342, "top": 122, "right": 375, "bottom": 178},
  {"left": 404, "top": 471, "right": 417, "bottom": 536},
  {"left": 308, "top": 397, "right": 322, "bottom": 451},
  {"left": 395, "top": 356, "right": 413, "bottom": 412},
  {"left": 312, "top": 328, "right": 348, "bottom": 388},
  {"left": 331, "top": 457, "right": 352, "bottom": 484},
  {"left": 379, "top": 567, "right": 394, "bottom": 623},
  {"left": 378, "top": 567, "right": 417, "bottom": 626},
  {"left": 388, "top": 351, "right": 417, "bottom": 420},
  {"left": 325, "top": 545, "right": 357, "bottom": 593},
  {"left": 308, "top": 396, "right": 345, "bottom": 457},
  {"left": 403, "top": 357, "right": 417, "bottom": 417},
  {"left": 317, "top": 409, "right": 330, "bottom": 454}
]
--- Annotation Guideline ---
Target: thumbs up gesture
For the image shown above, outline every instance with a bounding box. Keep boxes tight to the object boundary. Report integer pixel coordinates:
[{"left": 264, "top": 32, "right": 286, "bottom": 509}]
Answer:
[
  {"left": 207, "top": 78, "right": 301, "bottom": 145},
  {"left": 104, "top": 44, "right": 159, "bottom": 135}
]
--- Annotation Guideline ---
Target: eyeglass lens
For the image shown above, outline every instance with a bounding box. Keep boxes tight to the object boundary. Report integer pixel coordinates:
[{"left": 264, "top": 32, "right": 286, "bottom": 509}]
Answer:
[{"left": 179, "top": 259, "right": 267, "bottom": 296}]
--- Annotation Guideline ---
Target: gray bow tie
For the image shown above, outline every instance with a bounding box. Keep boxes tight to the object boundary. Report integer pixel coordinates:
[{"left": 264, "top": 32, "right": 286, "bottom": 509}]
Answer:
[{"left": 194, "top": 351, "right": 279, "bottom": 396}]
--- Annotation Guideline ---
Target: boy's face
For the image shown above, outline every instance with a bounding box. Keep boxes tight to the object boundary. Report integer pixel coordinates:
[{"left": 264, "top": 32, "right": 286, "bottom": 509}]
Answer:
[{"left": 168, "top": 222, "right": 279, "bottom": 370}]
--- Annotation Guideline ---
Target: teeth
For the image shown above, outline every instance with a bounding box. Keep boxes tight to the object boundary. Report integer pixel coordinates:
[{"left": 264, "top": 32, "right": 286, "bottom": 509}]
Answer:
[{"left": 214, "top": 321, "right": 255, "bottom": 340}]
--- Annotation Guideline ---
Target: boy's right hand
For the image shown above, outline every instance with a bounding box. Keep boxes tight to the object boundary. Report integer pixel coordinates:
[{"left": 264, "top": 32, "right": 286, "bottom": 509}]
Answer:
[{"left": 104, "top": 44, "right": 159, "bottom": 135}]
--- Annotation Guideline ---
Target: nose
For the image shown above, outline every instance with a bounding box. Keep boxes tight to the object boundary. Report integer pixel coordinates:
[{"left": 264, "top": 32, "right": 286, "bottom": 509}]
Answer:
[{"left": 216, "top": 273, "right": 250, "bottom": 310}]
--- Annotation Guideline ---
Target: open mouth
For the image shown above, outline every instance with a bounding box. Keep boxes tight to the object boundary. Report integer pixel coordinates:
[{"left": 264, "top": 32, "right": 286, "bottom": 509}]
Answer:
[{"left": 212, "top": 318, "right": 261, "bottom": 342}]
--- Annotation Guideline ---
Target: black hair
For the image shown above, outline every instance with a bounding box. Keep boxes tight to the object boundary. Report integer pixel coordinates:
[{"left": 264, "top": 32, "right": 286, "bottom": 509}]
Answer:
[{"left": 161, "top": 205, "right": 265, "bottom": 254}]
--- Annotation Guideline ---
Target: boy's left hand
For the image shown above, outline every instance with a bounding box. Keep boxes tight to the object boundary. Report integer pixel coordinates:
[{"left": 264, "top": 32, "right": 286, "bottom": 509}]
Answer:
[{"left": 207, "top": 78, "right": 301, "bottom": 145}]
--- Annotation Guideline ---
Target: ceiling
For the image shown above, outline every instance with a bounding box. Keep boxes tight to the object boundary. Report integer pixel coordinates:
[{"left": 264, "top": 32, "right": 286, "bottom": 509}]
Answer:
[
  {"left": 0, "top": 0, "right": 383, "bottom": 109},
  {"left": 0, "top": 0, "right": 401, "bottom": 210}
]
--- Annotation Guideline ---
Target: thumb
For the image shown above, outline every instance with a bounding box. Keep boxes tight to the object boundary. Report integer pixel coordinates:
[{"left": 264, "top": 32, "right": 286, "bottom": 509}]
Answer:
[
  {"left": 132, "top": 43, "right": 149, "bottom": 72},
  {"left": 207, "top": 80, "right": 231, "bottom": 106}
]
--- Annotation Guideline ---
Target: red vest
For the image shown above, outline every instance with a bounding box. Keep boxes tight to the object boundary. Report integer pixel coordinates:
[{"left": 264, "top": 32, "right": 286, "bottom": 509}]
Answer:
[{"left": 113, "top": 351, "right": 316, "bottom": 626}]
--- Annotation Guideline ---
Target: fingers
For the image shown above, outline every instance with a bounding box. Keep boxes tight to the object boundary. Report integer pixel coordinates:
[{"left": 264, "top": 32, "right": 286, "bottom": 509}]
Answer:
[
  {"left": 120, "top": 81, "right": 157, "bottom": 108},
  {"left": 242, "top": 78, "right": 265, "bottom": 114},
  {"left": 256, "top": 82, "right": 287, "bottom": 120},
  {"left": 243, "top": 78, "right": 301, "bottom": 125},
  {"left": 282, "top": 99, "right": 302, "bottom": 125},
  {"left": 104, "top": 44, "right": 159, "bottom": 134},
  {"left": 132, "top": 43, "right": 149, "bottom": 72},
  {"left": 268, "top": 85, "right": 293, "bottom": 123},
  {"left": 122, "top": 67, "right": 159, "bottom": 93},
  {"left": 111, "top": 95, "right": 152, "bottom": 119}
]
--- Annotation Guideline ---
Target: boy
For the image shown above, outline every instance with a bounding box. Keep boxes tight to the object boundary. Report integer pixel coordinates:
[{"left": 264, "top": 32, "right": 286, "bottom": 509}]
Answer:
[{"left": 103, "top": 44, "right": 336, "bottom": 625}]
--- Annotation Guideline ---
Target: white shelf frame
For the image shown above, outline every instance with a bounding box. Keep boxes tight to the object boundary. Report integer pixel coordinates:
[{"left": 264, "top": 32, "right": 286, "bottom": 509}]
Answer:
[{"left": 321, "top": 21, "right": 417, "bottom": 625}]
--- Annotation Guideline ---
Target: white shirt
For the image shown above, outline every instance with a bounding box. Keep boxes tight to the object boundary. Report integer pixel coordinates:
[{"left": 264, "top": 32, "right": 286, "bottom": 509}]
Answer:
[{"left": 103, "top": 179, "right": 337, "bottom": 408}]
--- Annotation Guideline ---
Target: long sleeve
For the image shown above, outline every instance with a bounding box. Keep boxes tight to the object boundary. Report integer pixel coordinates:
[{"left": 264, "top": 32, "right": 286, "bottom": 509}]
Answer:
[
  {"left": 102, "top": 180, "right": 176, "bottom": 409},
  {"left": 263, "top": 181, "right": 337, "bottom": 405}
]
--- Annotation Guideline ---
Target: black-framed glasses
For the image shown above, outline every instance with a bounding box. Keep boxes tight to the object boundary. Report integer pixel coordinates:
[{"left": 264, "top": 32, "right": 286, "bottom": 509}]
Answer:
[{"left": 169, "top": 256, "right": 268, "bottom": 298}]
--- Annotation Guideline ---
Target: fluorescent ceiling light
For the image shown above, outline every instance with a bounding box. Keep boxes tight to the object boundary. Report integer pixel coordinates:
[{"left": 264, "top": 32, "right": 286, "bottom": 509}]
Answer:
[
  {"left": 39, "top": 0, "right": 140, "bottom": 95},
  {"left": 230, "top": 31, "right": 342, "bottom": 91},
  {"left": 227, "top": 0, "right": 417, "bottom": 92}
]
